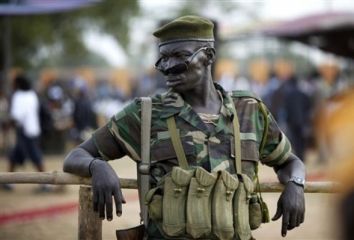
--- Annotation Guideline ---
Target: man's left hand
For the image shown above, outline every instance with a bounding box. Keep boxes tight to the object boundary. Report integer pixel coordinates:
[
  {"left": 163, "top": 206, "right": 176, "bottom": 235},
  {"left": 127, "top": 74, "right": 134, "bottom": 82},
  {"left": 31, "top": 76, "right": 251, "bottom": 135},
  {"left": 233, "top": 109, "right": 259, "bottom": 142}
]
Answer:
[{"left": 272, "top": 181, "right": 305, "bottom": 237}]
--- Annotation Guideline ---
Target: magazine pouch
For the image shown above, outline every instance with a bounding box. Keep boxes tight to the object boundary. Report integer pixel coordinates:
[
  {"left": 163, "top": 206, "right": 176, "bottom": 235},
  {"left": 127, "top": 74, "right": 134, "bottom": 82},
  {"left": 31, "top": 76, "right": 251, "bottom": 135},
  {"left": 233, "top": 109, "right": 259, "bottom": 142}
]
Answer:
[
  {"left": 145, "top": 186, "right": 163, "bottom": 221},
  {"left": 212, "top": 170, "right": 239, "bottom": 240},
  {"left": 162, "top": 167, "right": 194, "bottom": 237},
  {"left": 186, "top": 167, "right": 217, "bottom": 239},
  {"left": 233, "top": 174, "right": 254, "bottom": 240}
]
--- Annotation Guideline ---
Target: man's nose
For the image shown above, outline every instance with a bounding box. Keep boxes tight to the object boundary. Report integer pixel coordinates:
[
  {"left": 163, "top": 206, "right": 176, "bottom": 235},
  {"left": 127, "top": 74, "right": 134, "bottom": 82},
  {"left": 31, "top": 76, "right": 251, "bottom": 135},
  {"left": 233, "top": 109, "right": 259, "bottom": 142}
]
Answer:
[{"left": 163, "top": 58, "right": 179, "bottom": 70}]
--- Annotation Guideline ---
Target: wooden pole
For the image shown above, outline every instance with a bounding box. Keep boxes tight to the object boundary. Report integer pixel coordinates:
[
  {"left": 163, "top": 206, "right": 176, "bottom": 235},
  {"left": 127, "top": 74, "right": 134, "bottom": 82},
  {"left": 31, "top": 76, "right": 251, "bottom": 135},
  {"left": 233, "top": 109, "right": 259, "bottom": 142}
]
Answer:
[
  {"left": 258, "top": 181, "right": 339, "bottom": 193},
  {"left": 0, "top": 171, "right": 340, "bottom": 193},
  {"left": 0, "top": 171, "right": 138, "bottom": 189},
  {"left": 79, "top": 186, "right": 102, "bottom": 240}
]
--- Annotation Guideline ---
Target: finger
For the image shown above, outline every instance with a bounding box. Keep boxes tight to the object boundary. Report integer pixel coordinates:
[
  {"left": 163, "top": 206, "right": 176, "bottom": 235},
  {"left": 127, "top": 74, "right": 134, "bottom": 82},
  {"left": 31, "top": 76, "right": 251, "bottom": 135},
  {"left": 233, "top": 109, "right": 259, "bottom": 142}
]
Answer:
[
  {"left": 105, "top": 192, "right": 113, "bottom": 221},
  {"left": 118, "top": 188, "right": 126, "bottom": 204},
  {"left": 288, "top": 212, "right": 297, "bottom": 230},
  {"left": 281, "top": 212, "right": 290, "bottom": 237},
  {"left": 93, "top": 188, "right": 99, "bottom": 212},
  {"left": 98, "top": 190, "right": 105, "bottom": 219},
  {"left": 300, "top": 211, "right": 305, "bottom": 224},
  {"left": 272, "top": 204, "right": 282, "bottom": 221},
  {"left": 115, "top": 179, "right": 126, "bottom": 204},
  {"left": 296, "top": 211, "right": 303, "bottom": 227},
  {"left": 114, "top": 190, "right": 123, "bottom": 217},
  {"left": 115, "top": 183, "right": 126, "bottom": 204},
  {"left": 296, "top": 216, "right": 301, "bottom": 227}
]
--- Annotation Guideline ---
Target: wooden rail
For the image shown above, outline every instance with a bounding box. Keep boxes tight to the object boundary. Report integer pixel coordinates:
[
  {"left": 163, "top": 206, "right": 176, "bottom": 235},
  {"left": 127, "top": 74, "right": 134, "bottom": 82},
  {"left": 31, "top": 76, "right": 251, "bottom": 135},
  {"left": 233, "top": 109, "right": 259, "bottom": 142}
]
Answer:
[
  {"left": 0, "top": 171, "right": 137, "bottom": 188},
  {"left": 0, "top": 171, "right": 339, "bottom": 193},
  {"left": 0, "top": 171, "right": 340, "bottom": 240}
]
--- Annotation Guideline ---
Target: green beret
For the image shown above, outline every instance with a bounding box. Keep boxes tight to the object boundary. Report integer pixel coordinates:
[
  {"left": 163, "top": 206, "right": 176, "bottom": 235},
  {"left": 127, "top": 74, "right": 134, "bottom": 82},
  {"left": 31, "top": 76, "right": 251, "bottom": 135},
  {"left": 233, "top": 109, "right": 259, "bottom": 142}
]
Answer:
[{"left": 153, "top": 15, "right": 214, "bottom": 46}]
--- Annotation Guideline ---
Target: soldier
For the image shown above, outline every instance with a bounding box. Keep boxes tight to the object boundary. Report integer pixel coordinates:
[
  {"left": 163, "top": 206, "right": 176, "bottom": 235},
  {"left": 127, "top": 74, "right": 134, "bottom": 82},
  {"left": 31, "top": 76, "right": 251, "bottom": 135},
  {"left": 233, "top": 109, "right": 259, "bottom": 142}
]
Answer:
[{"left": 63, "top": 16, "right": 305, "bottom": 239}]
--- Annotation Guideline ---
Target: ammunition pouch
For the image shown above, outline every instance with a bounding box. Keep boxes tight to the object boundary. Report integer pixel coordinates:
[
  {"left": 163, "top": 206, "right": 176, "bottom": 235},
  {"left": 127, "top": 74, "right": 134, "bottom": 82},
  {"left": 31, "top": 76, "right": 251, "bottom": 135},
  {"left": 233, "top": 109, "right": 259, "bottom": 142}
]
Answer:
[
  {"left": 249, "top": 193, "right": 262, "bottom": 230},
  {"left": 248, "top": 192, "right": 270, "bottom": 230},
  {"left": 145, "top": 167, "right": 258, "bottom": 240},
  {"left": 233, "top": 174, "right": 254, "bottom": 240},
  {"left": 212, "top": 170, "right": 239, "bottom": 240},
  {"left": 162, "top": 167, "right": 194, "bottom": 236},
  {"left": 145, "top": 186, "right": 163, "bottom": 222},
  {"left": 186, "top": 167, "right": 217, "bottom": 238}
]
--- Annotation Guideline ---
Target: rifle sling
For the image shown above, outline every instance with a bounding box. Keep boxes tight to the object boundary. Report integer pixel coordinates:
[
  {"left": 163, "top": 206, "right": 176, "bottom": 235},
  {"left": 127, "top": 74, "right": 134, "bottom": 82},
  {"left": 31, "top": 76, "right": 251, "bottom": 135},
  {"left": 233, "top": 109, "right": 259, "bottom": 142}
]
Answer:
[
  {"left": 166, "top": 117, "right": 189, "bottom": 169},
  {"left": 138, "top": 97, "right": 152, "bottom": 229}
]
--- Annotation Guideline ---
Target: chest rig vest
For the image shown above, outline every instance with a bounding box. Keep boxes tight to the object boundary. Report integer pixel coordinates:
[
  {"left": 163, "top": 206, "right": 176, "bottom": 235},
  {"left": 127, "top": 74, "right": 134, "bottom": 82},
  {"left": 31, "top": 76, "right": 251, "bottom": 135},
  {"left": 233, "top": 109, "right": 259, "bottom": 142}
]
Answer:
[{"left": 141, "top": 94, "right": 270, "bottom": 240}]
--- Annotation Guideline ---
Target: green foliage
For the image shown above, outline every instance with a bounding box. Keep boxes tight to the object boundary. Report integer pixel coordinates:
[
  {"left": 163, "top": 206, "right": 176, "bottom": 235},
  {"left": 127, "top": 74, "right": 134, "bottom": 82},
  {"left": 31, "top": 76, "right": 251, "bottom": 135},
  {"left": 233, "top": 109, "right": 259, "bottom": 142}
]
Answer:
[
  {"left": 175, "top": 0, "right": 240, "bottom": 16},
  {"left": 0, "top": 0, "right": 140, "bottom": 69},
  {"left": 77, "top": 0, "right": 139, "bottom": 48}
]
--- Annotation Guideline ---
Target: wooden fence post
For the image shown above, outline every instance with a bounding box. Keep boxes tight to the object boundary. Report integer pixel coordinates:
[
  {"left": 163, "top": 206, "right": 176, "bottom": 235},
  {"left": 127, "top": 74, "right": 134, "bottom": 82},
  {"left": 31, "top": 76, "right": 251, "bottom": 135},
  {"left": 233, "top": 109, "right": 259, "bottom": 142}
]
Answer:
[{"left": 79, "top": 185, "right": 102, "bottom": 240}]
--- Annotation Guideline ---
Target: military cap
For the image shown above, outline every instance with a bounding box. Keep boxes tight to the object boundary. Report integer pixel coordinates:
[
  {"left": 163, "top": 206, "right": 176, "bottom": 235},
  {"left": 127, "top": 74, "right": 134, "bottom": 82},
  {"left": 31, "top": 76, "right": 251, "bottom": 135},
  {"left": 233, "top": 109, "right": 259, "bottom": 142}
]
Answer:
[{"left": 153, "top": 15, "right": 214, "bottom": 46}]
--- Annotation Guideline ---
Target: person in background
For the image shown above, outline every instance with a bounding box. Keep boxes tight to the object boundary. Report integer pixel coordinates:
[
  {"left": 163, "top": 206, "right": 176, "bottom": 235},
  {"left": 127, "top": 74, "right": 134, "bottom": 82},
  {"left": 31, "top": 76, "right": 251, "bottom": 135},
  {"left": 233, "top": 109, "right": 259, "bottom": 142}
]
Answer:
[
  {"left": 72, "top": 79, "right": 98, "bottom": 143},
  {"left": 247, "top": 58, "right": 274, "bottom": 100},
  {"left": 2, "top": 74, "right": 49, "bottom": 192},
  {"left": 317, "top": 87, "right": 354, "bottom": 240},
  {"left": 313, "top": 60, "right": 347, "bottom": 106},
  {"left": 41, "top": 82, "right": 73, "bottom": 154},
  {"left": 312, "top": 59, "right": 347, "bottom": 164},
  {"left": 266, "top": 59, "right": 311, "bottom": 161}
]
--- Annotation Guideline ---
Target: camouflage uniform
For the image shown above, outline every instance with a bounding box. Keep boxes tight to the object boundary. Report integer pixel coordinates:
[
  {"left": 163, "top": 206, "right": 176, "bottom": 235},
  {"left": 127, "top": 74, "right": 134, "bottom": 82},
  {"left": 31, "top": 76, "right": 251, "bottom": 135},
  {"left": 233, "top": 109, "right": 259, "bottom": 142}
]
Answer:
[{"left": 93, "top": 83, "right": 292, "bottom": 238}]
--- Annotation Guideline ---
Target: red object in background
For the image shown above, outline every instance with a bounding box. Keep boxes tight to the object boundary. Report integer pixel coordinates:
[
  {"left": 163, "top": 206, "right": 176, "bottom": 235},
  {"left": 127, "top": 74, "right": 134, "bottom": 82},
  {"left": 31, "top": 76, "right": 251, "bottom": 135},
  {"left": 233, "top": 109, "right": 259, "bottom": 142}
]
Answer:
[{"left": 0, "top": 202, "right": 78, "bottom": 225}]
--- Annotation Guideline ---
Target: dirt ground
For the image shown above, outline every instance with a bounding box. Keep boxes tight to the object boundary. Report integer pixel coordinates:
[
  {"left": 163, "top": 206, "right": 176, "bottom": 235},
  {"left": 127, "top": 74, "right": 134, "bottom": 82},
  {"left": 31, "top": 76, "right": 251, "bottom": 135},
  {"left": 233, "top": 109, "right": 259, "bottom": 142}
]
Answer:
[{"left": 0, "top": 153, "right": 340, "bottom": 240}]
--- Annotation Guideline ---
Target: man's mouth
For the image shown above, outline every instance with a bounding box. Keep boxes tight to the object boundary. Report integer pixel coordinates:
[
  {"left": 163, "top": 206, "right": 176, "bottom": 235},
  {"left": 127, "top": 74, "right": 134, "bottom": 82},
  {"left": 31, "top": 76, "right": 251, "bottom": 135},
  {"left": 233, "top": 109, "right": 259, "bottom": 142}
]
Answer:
[{"left": 166, "top": 77, "right": 183, "bottom": 87}]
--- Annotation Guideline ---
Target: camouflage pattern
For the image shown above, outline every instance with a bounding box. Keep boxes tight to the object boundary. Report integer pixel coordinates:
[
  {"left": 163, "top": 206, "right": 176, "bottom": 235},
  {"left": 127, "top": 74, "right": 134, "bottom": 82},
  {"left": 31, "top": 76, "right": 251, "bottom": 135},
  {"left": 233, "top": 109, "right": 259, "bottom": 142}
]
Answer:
[{"left": 93, "top": 83, "right": 292, "bottom": 184}]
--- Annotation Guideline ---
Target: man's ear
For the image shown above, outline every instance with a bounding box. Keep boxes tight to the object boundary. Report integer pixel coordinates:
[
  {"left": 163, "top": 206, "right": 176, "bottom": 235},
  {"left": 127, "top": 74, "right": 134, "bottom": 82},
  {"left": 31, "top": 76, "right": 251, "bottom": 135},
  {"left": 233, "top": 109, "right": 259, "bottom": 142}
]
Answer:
[{"left": 205, "top": 48, "right": 216, "bottom": 65}]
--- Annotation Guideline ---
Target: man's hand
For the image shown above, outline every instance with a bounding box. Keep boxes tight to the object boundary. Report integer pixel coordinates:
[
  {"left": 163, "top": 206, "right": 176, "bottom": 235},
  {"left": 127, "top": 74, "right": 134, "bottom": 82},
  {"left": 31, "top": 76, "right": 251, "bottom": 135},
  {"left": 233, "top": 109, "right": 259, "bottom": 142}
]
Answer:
[
  {"left": 272, "top": 181, "right": 305, "bottom": 237},
  {"left": 90, "top": 160, "right": 126, "bottom": 221}
]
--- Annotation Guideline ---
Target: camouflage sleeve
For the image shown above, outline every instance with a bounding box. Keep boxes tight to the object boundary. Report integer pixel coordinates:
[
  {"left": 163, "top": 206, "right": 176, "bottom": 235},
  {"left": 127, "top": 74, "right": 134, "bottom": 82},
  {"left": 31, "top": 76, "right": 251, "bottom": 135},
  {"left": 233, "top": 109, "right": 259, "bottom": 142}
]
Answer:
[
  {"left": 259, "top": 104, "right": 292, "bottom": 167},
  {"left": 92, "top": 99, "right": 142, "bottom": 162}
]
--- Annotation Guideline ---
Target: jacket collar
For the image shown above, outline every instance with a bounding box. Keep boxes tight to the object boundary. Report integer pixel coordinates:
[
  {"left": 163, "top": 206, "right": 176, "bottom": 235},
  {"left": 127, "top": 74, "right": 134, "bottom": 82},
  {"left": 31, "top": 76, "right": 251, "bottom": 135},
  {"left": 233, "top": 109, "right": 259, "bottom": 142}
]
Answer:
[{"left": 159, "top": 83, "right": 234, "bottom": 133}]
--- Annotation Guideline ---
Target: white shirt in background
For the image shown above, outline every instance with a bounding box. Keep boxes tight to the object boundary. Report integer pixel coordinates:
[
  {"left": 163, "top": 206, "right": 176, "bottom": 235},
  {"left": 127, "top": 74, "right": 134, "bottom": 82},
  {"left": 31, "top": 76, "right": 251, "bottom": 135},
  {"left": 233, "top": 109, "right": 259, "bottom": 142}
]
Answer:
[{"left": 10, "top": 90, "right": 41, "bottom": 137}]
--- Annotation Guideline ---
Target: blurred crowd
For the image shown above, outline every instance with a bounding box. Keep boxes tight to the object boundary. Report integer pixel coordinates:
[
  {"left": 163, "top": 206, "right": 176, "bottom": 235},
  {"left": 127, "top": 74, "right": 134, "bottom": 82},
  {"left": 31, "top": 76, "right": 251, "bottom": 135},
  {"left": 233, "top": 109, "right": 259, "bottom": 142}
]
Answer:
[
  {"left": 216, "top": 57, "right": 350, "bottom": 164},
  {"left": 0, "top": 56, "right": 353, "bottom": 238},
  {"left": 0, "top": 57, "right": 351, "bottom": 164}
]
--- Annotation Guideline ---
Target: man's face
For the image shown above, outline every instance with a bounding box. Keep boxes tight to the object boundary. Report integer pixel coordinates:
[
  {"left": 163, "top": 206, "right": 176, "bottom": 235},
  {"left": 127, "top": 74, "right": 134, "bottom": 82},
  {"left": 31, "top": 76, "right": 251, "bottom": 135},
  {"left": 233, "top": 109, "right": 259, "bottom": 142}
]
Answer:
[{"left": 156, "top": 41, "right": 210, "bottom": 92}]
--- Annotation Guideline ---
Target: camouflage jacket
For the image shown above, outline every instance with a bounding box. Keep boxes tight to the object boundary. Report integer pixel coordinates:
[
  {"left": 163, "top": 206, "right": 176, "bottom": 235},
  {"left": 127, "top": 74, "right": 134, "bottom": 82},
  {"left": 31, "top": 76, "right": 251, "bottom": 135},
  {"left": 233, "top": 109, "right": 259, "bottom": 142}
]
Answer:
[{"left": 93, "top": 83, "right": 291, "bottom": 183}]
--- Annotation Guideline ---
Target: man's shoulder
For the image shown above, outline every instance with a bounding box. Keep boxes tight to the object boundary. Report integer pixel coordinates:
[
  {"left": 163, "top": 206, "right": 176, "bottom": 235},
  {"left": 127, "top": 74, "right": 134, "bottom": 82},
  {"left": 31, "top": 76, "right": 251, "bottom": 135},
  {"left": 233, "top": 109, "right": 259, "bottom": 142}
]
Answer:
[
  {"left": 134, "top": 93, "right": 165, "bottom": 110},
  {"left": 116, "top": 94, "right": 165, "bottom": 119},
  {"left": 230, "top": 90, "right": 262, "bottom": 102}
]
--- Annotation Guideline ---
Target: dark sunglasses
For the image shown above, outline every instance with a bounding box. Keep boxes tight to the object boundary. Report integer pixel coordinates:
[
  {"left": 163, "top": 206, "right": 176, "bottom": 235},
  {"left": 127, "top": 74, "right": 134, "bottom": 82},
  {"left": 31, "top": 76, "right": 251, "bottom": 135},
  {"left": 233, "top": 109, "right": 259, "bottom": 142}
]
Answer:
[{"left": 155, "top": 47, "right": 209, "bottom": 75}]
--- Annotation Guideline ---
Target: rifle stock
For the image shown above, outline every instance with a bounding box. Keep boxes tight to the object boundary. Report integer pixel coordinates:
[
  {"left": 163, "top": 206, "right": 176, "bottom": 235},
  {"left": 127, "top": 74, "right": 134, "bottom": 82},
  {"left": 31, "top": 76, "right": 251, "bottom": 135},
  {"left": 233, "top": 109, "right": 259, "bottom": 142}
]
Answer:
[{"left": 116, "top": 224, "right": 145, "bottom": 240}]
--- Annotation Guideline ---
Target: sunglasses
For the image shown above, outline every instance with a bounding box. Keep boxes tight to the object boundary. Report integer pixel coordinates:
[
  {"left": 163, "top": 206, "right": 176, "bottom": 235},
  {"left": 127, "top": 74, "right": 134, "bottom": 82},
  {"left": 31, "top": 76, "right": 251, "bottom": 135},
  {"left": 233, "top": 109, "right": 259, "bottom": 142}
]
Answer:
[{"left": 155, "top": 47, "right": 209, "bottom": 75}]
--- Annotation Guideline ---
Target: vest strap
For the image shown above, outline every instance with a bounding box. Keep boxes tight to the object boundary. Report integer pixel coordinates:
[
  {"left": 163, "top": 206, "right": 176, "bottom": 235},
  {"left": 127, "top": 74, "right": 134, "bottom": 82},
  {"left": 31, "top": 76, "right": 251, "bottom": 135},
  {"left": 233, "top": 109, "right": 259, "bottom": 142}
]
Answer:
[
  {"left": 227, "top": 94, "right": 242, "bottom": 175},
  {"left": 166, "top": 95, "right": 243, "bottom": 174},
  {"left": 166, "top": 116, "right": 189, "bottom": 169},
  {"left": 258, "top": 102, "right": 269, "bottom": 155}
]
